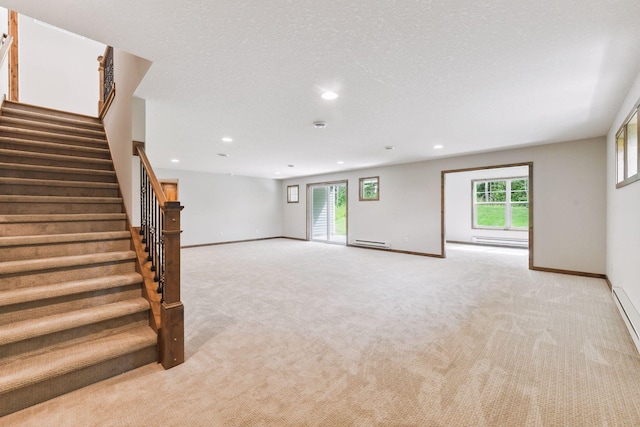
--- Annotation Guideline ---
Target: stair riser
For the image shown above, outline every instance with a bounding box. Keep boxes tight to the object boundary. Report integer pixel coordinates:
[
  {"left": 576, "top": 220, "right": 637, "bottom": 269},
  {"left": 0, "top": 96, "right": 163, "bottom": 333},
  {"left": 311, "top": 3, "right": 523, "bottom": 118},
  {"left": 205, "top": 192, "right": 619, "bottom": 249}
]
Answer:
[
  {"left": 0, "top": 260, "right": 136, "bottom": 290},
  {"left": 0, "top": 238, "right": 131, "bottom": 262},
  {"left": 0, "top": 130, "right": 107, "bottom": 148},
  {"left": 0, "top": 285, "right": 142, "bottom": 325},
  {"left": 0, "top": 154, "right": 113, "bottom": 171},
  {"left": 1, "top": 311, "right": 149, "bottom": 360},
  {"left": 0, "top": 139, "right": 111, "bottom": 159},
  {"left": 0, "top": 168, "right": 117, "bottom": 183},
  {"left": 1, "top": 110, "right": 103, "bottom": 133},
  {"left": 0, "top": 118, "right": 106, "bottom": 139},
  {"left": 0, "top": 202, "right": 123, "bottom": 215},
  {"left": 0, "top": 183, "right": 119, "bottom": 197},
  {"left": 3, "top": 103, "right": 102, "bottom": 123},
  {"left": 0, "top": 344, "right": 156, "bottom": 417},
  {"left": 0, "top": 219, "right": 126, "bottom": 236}
]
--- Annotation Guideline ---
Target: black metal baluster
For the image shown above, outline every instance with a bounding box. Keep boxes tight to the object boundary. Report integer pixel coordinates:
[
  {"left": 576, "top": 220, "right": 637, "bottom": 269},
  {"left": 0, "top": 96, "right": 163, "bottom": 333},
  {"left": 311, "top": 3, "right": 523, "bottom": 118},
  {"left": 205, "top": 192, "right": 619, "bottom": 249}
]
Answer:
[{"left": 140, "top": 163, "right": 146, "bottom": 239}]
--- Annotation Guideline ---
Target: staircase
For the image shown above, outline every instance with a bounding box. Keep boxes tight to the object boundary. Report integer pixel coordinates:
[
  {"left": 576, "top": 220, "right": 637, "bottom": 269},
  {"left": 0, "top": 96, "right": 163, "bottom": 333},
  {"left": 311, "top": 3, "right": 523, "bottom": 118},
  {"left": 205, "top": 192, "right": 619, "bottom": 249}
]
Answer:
[{"left": 0, "top": 101, "right": 157, "bottom": 417}]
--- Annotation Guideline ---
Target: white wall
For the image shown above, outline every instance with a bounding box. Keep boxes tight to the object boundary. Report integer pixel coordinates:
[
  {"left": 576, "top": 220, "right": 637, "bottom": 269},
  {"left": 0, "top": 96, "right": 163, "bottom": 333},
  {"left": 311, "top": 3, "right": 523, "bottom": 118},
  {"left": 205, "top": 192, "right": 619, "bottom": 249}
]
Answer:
[
  {"left": 445, "top": 166, "right": 529, "bottom": 243},
  {"left": 18, "top": 14, "right": 104, "bottom": 116},
  {"left": 130, "top": 96, "right": 146, "bottom": 227},
  {"left": 102, "top": 49, "right": 151, "bottom": 223},
  {"left": 155, "top": 169, "right": 283, "bottom": 247},
  {"left": 0, "top": 8, "right": 8, "bottom": 99},
  {"left": 607, "top": 71, "right": 640, "bottom": 314},
  {"left": 283, "top": 137, "right": 606, "bottom": 274}
]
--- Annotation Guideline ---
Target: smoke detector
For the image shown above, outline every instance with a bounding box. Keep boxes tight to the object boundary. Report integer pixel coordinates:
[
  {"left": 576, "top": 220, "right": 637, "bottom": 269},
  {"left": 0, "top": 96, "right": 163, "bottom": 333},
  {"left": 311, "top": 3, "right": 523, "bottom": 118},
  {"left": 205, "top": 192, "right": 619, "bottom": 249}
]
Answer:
[{"left": 313, "top": 121, "right": 327, "bottom": 129}]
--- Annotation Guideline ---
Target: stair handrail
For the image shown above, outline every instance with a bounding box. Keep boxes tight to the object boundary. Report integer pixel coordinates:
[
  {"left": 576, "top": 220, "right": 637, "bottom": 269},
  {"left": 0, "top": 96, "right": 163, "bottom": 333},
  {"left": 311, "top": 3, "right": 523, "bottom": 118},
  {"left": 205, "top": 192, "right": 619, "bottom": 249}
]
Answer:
[
  {"left": 136, "top": 145, "right": 185, "bottom": 369},
  {"left": 0, "top": 33, "right": 14, "bottom": 69}
]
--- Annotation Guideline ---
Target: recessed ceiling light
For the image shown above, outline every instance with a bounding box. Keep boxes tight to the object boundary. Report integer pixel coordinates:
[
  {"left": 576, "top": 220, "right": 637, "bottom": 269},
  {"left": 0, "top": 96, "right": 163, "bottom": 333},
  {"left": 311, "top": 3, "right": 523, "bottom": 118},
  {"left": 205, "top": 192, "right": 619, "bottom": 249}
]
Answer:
[
  {"left": 171, "top": 159, "right": 180, "bottom": 163},
  {"left": 337, "top": 160, "right": 344, "bottom": 165},
  {"left": 313, "top": 121, "right": 327, "bottom": 129},
  {"left": 217, "top": 153, "right": 229, "bottom": 157},
  {"left": 222, "top": 137, "right": 233, "bottom": 142},
  {"left": 433, "top": 145, "right": 444, "bottom": 150},
  {"left": 321, "top": 91, "right": 338, "bottom": 100},
  {"left": 385, "top": 146, "right": 395, "bottom": 150},
  {"left": 275, "top": 172, "right": 281, "bottom": 175}
]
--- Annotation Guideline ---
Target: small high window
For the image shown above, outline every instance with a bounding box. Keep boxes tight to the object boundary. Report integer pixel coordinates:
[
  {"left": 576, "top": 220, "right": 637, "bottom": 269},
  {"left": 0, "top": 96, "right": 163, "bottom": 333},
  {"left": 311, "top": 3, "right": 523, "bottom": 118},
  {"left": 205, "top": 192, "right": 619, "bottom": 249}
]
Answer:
[
  {"left": 287, "top": 185, "right": 299, "bottom": 203},
  {"left": 616, "top": 105, "right": 639, "bottom": 188},
  {"left": 359, "top": 177, "right": 379, "bottom": 201}
]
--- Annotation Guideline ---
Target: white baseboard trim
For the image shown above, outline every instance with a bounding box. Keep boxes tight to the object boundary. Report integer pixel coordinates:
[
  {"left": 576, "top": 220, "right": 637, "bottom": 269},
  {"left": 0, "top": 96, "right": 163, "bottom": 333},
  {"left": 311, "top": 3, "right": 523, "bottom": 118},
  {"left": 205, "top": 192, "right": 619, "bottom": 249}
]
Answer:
[{"left": 613, "top": 286, "right": 640, "bottom": 355}]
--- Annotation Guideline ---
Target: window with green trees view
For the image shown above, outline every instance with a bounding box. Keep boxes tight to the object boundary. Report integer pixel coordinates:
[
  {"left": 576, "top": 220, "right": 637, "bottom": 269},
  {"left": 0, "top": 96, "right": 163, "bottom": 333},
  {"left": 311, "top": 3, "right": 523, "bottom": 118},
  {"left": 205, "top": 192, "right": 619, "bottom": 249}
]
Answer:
[{"left": 473, "top": 177, "right": 528, "bottom": 229}]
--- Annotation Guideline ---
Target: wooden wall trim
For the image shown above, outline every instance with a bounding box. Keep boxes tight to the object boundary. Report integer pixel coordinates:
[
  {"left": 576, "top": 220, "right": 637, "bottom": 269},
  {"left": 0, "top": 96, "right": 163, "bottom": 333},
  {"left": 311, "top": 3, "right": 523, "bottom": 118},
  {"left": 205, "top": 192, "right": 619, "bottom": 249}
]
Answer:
[
  {"left": 347, "top": 243, "right": 444, "bottom": 258},
  {"left": 182, "top": 236, "right": 284, "bottom": 249},
  {"left": 530, "top": 266, "right": 607, "bottom": 280},
  {"left": 441, "top": 162, "right": 534, "bottom": 266},
  {"left": 8, "top": 10, "right": 18, "bottom": 102}
]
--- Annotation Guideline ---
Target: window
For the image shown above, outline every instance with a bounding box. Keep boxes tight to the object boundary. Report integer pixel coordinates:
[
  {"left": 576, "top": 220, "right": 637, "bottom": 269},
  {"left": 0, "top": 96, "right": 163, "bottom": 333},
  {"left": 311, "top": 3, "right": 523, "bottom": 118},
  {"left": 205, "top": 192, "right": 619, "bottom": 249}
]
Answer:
[
  {"left": 473, "top": 177, "right": 528, "bottom": 229},
  {"left": 616, "top": 105, "right": 639, "bottom": 188},
  {"left": 287, "top": 185, "right": 299, "bottom": 203},
  {"left": 359, "top": 177, "right": 379, "bottom": 201}
]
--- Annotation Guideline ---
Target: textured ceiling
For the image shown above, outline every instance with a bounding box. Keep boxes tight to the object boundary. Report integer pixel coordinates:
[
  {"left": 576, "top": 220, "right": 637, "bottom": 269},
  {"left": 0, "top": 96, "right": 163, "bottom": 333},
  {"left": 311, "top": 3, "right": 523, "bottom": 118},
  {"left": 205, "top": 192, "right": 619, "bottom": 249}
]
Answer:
[{"left": 3, "top": 0, "right": 640, "bottom": 179}]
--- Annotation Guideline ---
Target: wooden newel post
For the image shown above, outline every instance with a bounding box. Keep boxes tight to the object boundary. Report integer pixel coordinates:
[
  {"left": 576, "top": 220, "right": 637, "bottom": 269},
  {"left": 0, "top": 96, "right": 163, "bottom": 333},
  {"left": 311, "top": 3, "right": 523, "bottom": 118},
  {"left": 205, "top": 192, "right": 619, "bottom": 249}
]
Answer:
[{"left": 159, "top": 201, "right": 185, "bottom": 369}]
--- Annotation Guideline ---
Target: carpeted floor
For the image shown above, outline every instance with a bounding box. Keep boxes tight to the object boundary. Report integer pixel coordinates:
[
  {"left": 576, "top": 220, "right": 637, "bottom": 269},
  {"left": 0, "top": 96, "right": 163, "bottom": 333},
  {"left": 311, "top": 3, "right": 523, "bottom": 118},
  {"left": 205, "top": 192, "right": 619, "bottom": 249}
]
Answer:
[{"left": 3, "top": 239, "right": 640, "bottom": 426}]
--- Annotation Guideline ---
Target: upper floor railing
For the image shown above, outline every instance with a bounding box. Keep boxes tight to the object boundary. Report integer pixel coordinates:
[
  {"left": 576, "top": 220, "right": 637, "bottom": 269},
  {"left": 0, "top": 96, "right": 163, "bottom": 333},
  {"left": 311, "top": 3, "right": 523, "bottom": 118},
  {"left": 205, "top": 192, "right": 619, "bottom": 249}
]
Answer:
[
  {"left": 136, "top": 145, "right": 185, "bottom": 369},
  {"left": 97, "top": 45, "right": 115, "bottom": 118}
]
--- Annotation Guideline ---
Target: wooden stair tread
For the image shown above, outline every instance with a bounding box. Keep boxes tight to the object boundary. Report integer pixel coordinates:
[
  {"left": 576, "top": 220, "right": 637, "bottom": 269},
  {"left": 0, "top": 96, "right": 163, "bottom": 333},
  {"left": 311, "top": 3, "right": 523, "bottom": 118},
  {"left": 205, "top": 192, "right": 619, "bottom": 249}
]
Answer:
[
  {"left": 0, "top": 126, "right": 107, "bottom": 145},
  {"left": 0, "top": 273, "right": 142, "bottom": 307},
  {"left": 0, "top": 176, "right": 119, "bottom": 189},
  {"left": 0, "top": 326, "right": 156, "bottom": 394},
  {"left": 0, "top": 231, "right": 131, "bottom": 248},
  {"left": 0, "top": 195, "right": 123, "bottom": 204},
  {"left": 0, "top": 116, "right": 105, "bottom": 138},
  {"left": 0, "top": 148, "right": 112, "bottom": 165},
  {"left": 0, "top": 250, "right": 135, "bottom": 275},
  {"left": 0, "top": 162, "right": 116, "bottom": 176},
  {"left": 0, "top": 298, "right": 149, "bottom": 346},
  {"left": 0, "top": 213, "right": 126, "bottom": 224}
]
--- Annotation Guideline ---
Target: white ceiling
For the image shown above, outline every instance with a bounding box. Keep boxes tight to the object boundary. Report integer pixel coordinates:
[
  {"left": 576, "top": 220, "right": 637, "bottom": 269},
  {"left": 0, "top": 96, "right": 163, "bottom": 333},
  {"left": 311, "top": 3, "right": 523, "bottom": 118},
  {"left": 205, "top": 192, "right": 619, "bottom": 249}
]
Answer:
[{"left": 3, "top": 0, "right": 640, "bottom": 179}]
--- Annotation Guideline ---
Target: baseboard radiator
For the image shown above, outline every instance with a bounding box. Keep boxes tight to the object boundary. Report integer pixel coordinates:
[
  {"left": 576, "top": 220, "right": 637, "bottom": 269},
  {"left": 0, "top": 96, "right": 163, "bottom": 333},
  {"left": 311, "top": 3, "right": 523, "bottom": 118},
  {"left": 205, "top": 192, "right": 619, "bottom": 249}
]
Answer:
[
  {"left": 613, "top": 287, "right": 640, "bottom": 353},
  {"left": 352, "top": 239, "right": 390, "bottom": 249},
  {"left": 471, "top": 236, "right": 528, "bottom": 248}
]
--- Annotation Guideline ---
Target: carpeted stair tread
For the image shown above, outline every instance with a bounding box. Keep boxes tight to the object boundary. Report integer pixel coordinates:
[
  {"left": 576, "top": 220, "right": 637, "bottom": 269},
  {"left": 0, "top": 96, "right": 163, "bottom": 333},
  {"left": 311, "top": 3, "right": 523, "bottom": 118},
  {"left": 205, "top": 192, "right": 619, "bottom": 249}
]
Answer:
[
  {"left": 0, "top": 326, "right": 156, "bottom": 394},
  {"left": 0, "top": 162, "right": 116, "bottom": 177},
  {"left": 0, "top": 148, "right": 112, "bottom": 166},
  {"left": 0, "top": 298, "right": 149, "bottom": 346},
  {"left": 0, "top": 230, "right": 131, "bottom": 248},
  {"left": 0, "top": 126, "right": 107, "bottom": 146},
  {"left": 0, "top": 136, "right": 110, "bottom": 154},
  {"left": 3, "top": 101, "right": 101, "bottom": 122},
  {"left": 0, "top": 116, "right": 106, "bottom": 138},
  {"left": 1, "top": 107, "right": 103, "bottom": 131},
  {"left": 0, "top": 212, "right": 126, "bottom": 224},
  {"left": 0, "top": 250, "right": 136, "bottom": 275},
  {"left": 0, "top": 195, "right": 122, "bottom": 204},
  {"left": 0, "top": 176, "right": 119, "bottom": 189},
  {"left": 0, "top": 273, "right": 142, "bottom": 307}
]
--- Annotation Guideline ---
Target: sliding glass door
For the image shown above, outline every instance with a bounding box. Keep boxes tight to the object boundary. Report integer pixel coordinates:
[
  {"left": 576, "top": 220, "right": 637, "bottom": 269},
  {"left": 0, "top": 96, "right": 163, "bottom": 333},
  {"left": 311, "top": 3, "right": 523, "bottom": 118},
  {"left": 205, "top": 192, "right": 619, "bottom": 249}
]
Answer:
[{"left": 309, "top": 182, "right": 347, "bottom": 244}]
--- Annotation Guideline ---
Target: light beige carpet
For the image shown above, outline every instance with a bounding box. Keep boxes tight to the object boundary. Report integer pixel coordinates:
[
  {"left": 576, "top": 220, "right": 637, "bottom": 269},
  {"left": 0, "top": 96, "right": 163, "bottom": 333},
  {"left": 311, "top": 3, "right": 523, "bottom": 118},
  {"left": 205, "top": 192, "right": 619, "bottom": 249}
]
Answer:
[{"left": 3, "top": 239, "right": 640, "bottom": 426}]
